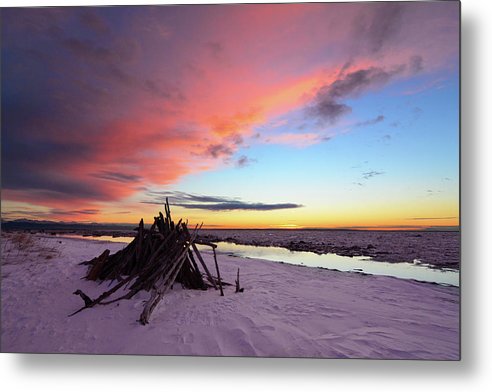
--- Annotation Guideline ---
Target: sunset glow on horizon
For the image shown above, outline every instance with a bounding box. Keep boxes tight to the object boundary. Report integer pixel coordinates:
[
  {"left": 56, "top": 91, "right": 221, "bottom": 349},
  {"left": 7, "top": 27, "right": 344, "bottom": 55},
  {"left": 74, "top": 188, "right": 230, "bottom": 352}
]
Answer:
[{"left": 1, "top": 2, "right": 460, "bottom": 230}]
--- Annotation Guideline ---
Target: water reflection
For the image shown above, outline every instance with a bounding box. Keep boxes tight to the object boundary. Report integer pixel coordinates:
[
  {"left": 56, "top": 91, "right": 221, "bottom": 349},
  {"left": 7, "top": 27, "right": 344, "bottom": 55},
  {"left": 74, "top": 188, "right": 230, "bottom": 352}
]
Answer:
[
  {"left": 209, "top": 242, "right": 459, "bottom": 287},
  {"left": 57, "top": 234, "right": 134, "bottom": 244},
  {"left": 57, "top": 234, "right": 459, "bottom": 287}
]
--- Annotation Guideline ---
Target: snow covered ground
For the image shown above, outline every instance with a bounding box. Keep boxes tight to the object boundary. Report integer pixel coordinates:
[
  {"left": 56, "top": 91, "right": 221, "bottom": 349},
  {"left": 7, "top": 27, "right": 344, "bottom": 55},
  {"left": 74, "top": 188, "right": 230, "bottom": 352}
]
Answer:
[{"left": 0, "top": 232, "right": 459, "bottom": 359}]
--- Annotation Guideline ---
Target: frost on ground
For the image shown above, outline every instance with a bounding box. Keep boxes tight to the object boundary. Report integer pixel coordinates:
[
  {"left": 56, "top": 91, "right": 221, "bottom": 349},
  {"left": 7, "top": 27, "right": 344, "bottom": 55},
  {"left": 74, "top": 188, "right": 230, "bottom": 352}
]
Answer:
[{"left": 0, "top": 233, "right": 459, "bottom": 359}]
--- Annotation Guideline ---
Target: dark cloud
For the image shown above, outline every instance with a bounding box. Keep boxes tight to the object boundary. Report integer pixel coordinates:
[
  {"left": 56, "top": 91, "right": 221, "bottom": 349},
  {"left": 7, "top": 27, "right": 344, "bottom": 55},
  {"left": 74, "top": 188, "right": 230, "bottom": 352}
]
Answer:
[
  {"left": 307, "top": 66, "right": 405, "bottom": 123},
  {"left": 79, "top": 10, "right": 110, "bottom": 36},
  {"left": 0, "top": 36, "right": 126, "bottom": 204},
  {"left": 337, "top": 61, "right": 353, "bottom": 78},
  {"left": 425, "top": 189, "right": 442, "bottom": 197},
  {"left": 1, "top": 10, "right": 185, "bottom": 205},
  {"left": 51, "top": 208, "right": 101, "bottom": 216},
  {"left": 60, "top": 35, "right": 147, "bottom": 92},
  {"left": 206, "top": 41, "right": 224, "bottom": 59},
  {"left": 142, "top": 191, "right": 303, "bottom": 211},
  {"left": 2, "top": 208, "right": 100, "bottom": 219},
  {"left": 361, "top": 171, "right": 385, "bottom": 180},
  {"left": 409, "top": 55, "right": 424, "bottom": 74},
  {"left": 230, "top": 133, "right": 244, "bottom": 146},
  {"left": 143, "top": 79, "right": 172, "bottom": 99},
  {"left": 203, "top": 143, "right": 234, "bottom": 159},
  {"left": 2, "top": 138, "right": 94, "bottom": 186},
  {"left": 62, "top": 37, "right": 114, "bottom": 62},
  {"left": 1, "top": 8, "right": 64, "bottom": 38},
  {"left": 355, "top": 115, "right": 385, "bottom": 127},
  {"left": 173, "top": 202, "right": 302, "bottom": 211},
  {"left": 92, "top": 171, "right": 142, "bottom": 183},
  {"left": 307, "top": 100, "right": 351, "bottom": 124},
  {"left": 353, "top": 3, "right": 404, "bottom": 55},
  {"left": 331, "top": 66, "right": 404, "bottom": 98},
  {"left": 105, "top": 64, "right": 135, "bottom": 86},
  {"left": 61, "top": 33, "right": 184, "bottom": 101},
  {"left": 146, "top": 191, "right": 231, "bottom": 204},
  {"left": 108, "top": 69, "right": 185, "bottom": 101},
  {"left": 11, "top": 140, "right": 91, "bottom": 165},
  {"left": 3, "top": 169, "right": 112, "bottom": 201},
  {"left": 235, "top": 155, "right": 257, "bottom": 168}
]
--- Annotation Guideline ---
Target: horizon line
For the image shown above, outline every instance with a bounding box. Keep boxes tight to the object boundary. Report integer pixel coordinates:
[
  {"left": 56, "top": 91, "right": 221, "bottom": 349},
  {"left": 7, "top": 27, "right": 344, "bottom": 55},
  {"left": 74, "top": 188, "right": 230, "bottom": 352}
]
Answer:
[{"left": 0, "top": 218, "right": 460, "bottom": 232}]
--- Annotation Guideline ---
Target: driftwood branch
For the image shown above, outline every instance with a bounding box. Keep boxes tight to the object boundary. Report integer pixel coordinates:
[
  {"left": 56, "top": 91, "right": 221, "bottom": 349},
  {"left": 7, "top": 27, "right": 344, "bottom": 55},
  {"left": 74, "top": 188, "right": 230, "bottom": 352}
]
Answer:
[
  {"left": 235, "top": 268, "right": 244, "bottom": 293},
  {"left": 213, "top": 248, "right": 224, "bottom": 296},
  {"left": 85, "top": 249, "right": 110, "bottom": 280},
  {"left": 69, "top": 199, "right": 228, "bottom": 324},
  {"left": 73, "top": 289, "right": 93, "bottom": 306}
]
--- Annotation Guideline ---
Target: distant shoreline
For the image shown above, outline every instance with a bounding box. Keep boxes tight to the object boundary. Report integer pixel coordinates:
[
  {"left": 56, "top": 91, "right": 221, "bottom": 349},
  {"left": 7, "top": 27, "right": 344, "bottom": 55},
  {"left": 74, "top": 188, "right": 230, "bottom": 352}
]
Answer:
[
  {"left": 1, "top": 220, "right": 459, "bottom": 233},
  {"left": 2, "top": 225, "right": 459, "bottom": 271}
]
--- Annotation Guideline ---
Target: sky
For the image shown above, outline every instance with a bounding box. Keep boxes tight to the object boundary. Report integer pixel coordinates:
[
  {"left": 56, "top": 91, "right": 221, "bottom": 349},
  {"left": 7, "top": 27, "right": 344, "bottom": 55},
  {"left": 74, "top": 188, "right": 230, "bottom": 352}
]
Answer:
[{"left": 1, "top": 2, "right": 460, "bottom": 229}]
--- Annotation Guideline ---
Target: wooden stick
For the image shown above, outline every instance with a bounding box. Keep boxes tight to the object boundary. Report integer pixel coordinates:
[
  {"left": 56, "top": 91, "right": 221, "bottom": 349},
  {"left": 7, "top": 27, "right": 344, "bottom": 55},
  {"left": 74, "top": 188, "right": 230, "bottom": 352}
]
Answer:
[
  {"left": 73, "top": 290, "right": 93, "bottom": 307},
  {"left": 135, "top": 218, "right": 144, "bottom": 267},
  {"left": 187, "top": 250, "right": 206, "bottom": 289},
  {"left": 190, "top": 242, "right": 217, "bottom": 289},
  {"left": 139, "top": 255, "right": 186, "bottom": 324},
  {"left": 182, "top": 224, "right": 217, "bottom": 289},
  {"left": 195, "top": 240, "right": 217, "bottom": 249},
  {"left": 139, "top": 225, "right": 200, "bottom": 324},
  {"left": 212, "top": 247, "right": 224, "bottom": 296},
  {"left": 70, "top": 203, "right": 225, "bottom": 323},
  {"left": 235, "top": 268, "right": 244, "bottom": 293},
  {"left": 69, "top": 275, "right": 134, "bottom": 316},
  {"left": 86, "top": 249, "right": 110, "bottom": 280}
]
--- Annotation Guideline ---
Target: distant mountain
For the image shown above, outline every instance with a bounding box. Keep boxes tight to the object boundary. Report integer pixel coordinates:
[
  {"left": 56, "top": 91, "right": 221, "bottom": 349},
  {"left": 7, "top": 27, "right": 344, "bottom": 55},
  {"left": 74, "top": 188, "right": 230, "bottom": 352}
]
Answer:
[{"left": 1, "top": 219, "right": 136, "bottom": 232}]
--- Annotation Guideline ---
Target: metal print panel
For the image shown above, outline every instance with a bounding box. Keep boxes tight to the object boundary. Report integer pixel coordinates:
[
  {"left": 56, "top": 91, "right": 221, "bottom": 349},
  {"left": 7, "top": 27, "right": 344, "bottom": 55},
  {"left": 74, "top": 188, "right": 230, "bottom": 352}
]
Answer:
[{"left": 0, "top": 1, "right": 460, "bottom": 359}]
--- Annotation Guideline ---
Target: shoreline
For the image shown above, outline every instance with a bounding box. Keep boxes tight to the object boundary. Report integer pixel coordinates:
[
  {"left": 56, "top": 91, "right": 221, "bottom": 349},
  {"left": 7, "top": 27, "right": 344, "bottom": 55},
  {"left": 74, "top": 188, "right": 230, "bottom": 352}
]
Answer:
[
  {"left": 33, "top": 232, "right": 459, "bottom": 287},
  {"left": 2, "top": 227, "right": 460, "bottom": 271}
]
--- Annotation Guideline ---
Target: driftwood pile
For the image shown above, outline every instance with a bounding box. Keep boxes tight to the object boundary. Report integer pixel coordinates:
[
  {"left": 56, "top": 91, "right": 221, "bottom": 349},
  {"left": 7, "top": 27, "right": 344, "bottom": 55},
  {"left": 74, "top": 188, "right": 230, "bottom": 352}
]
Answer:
[{"left": 70, "top": 200, "right": 232, "bottom": 325}]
